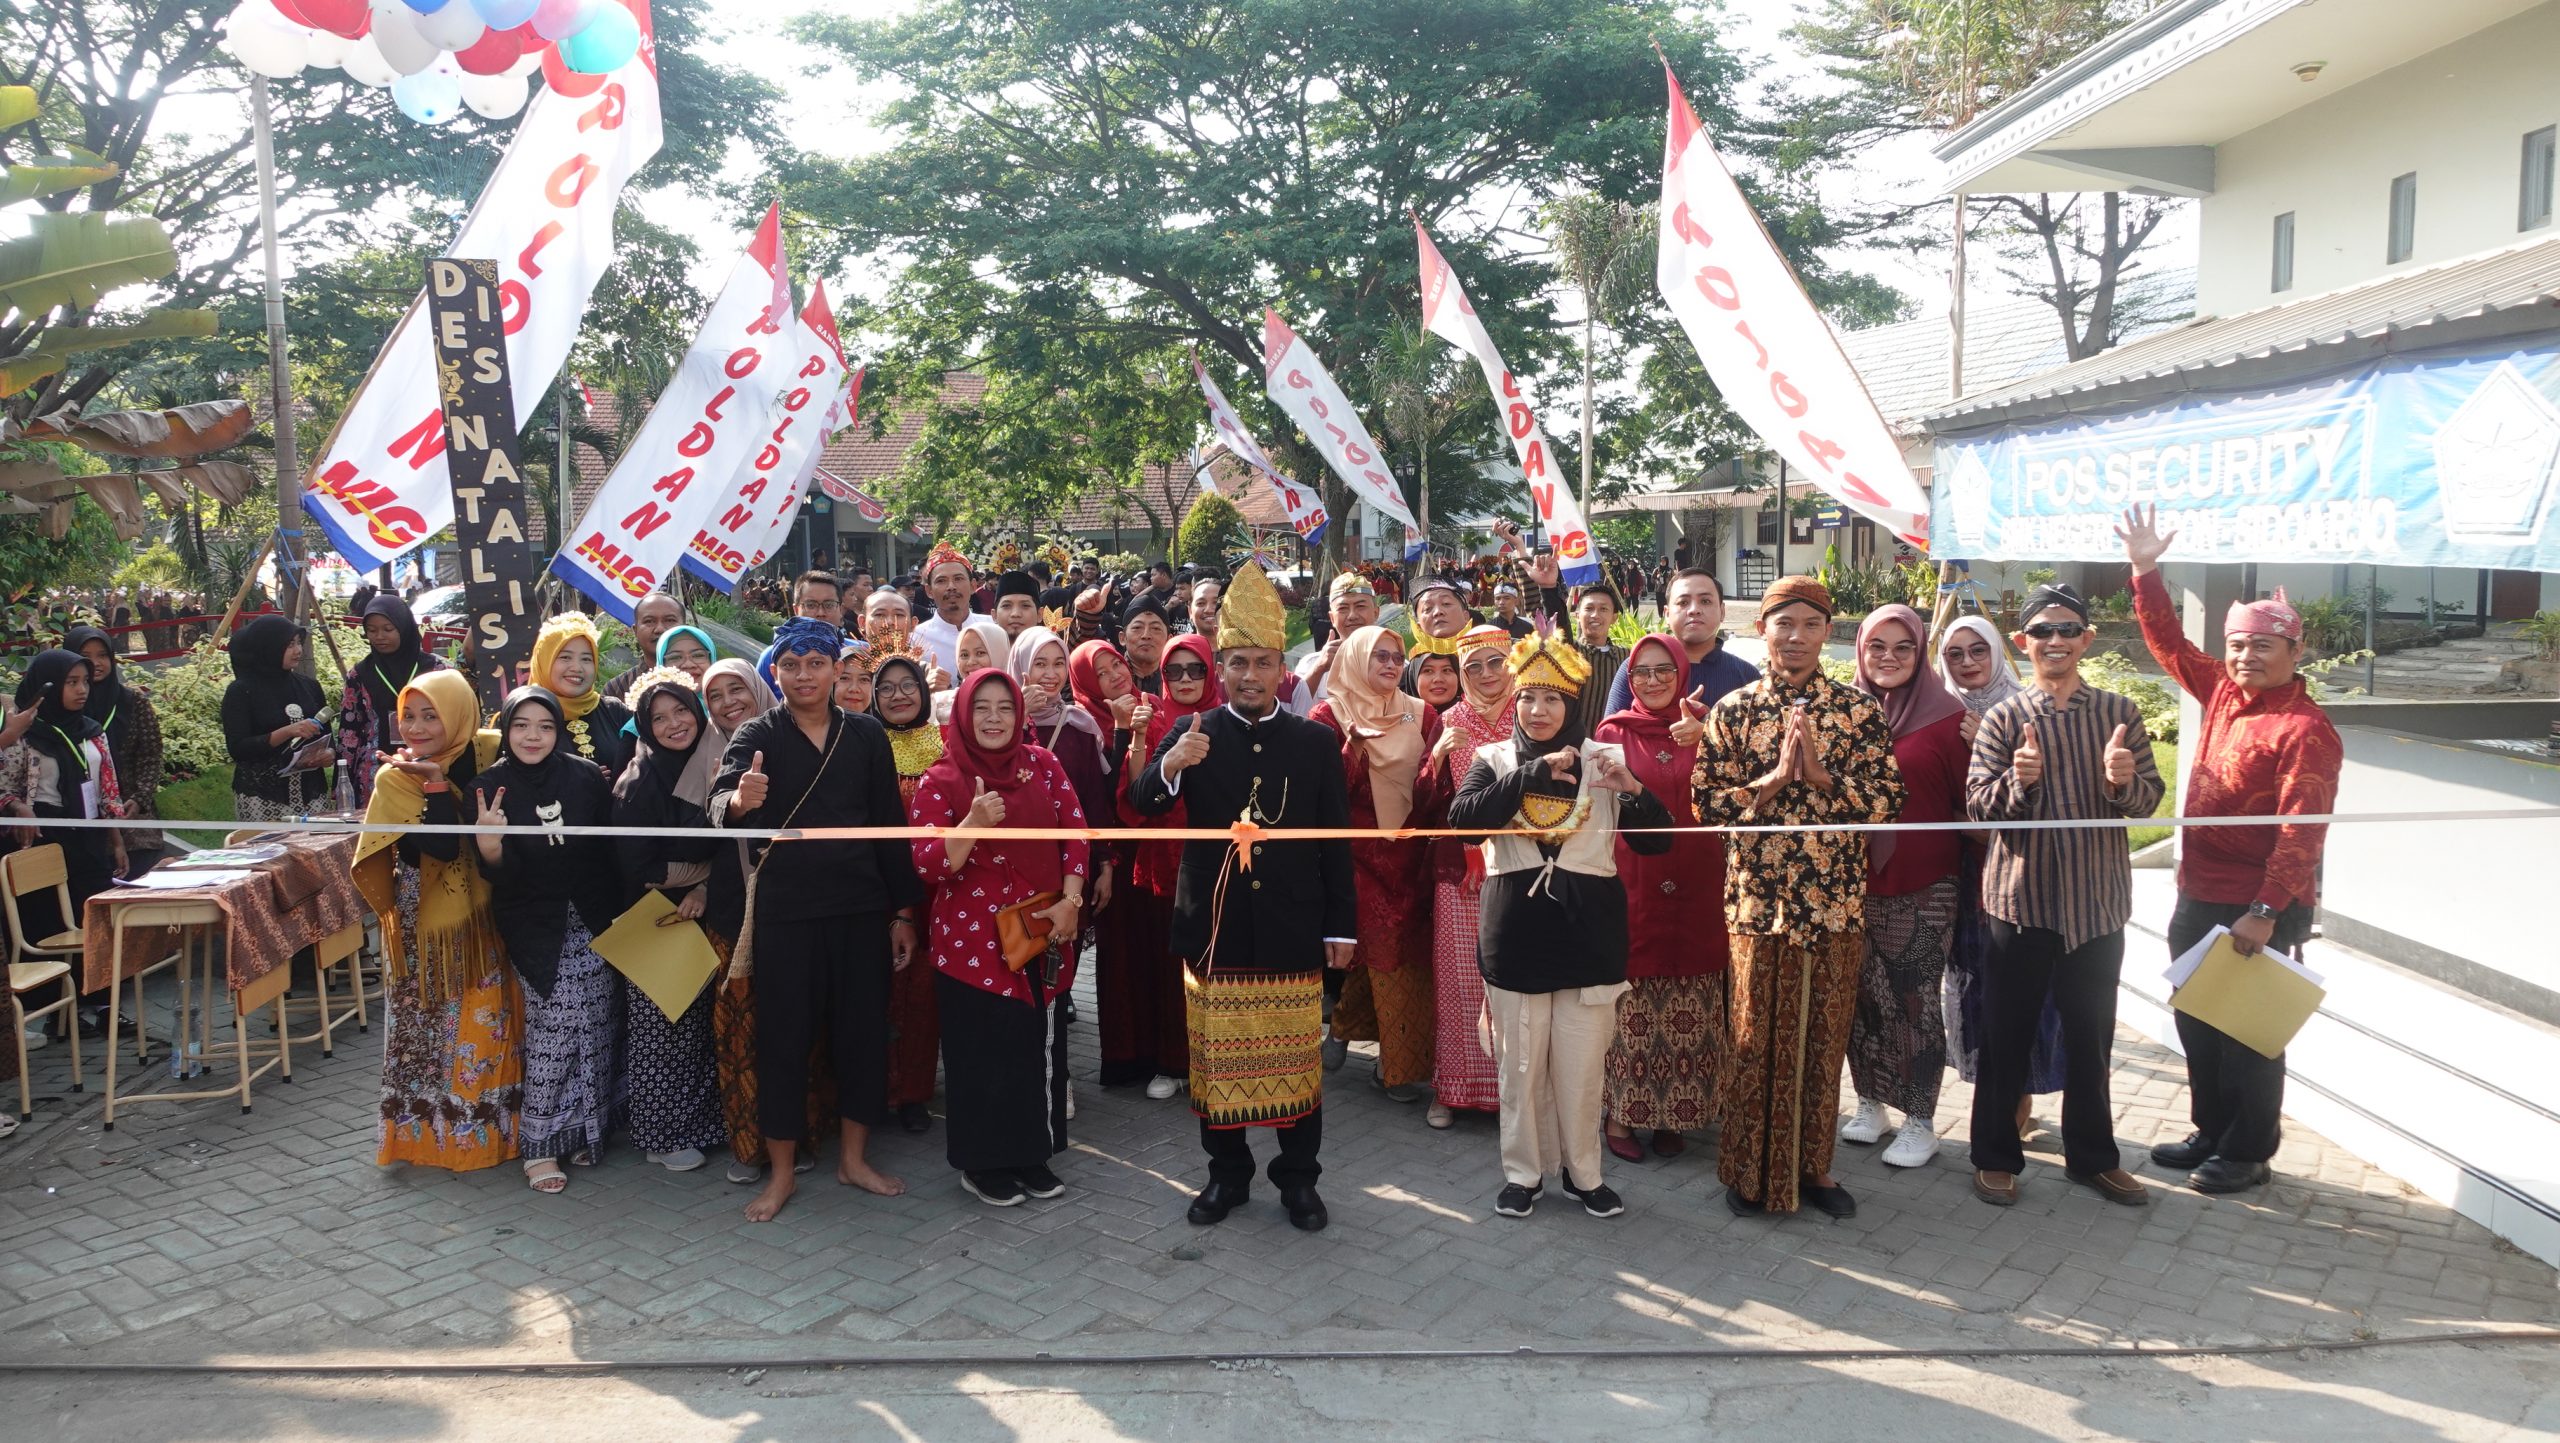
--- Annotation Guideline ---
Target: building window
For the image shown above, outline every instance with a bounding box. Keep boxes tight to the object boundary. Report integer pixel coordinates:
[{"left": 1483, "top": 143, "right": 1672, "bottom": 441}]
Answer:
[
  {"left": 2387, "top": 172, "right": 2417, "bottom": 264},
  {"left": 2271, "top": 212, "right": 2296, "bottom": 292},
  {"left": 1755, "top": 503, "right": 1780, "bottom": 545},
  {"left": 2522, "top": 127, "right": 2555, "bottom": 232}
]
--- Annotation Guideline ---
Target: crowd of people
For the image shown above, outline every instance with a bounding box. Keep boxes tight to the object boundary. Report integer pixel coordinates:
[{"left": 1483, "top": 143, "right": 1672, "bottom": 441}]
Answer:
[
  {"left": 6, "top": 588, "right": 221, "bottom": 661},
  {"left": 4, "top": 506, "right": 2341, "bottom": 1227}
]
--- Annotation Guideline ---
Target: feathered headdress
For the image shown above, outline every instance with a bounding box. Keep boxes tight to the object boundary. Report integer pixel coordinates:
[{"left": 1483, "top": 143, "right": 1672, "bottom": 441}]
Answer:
[
  {"left": 988, "top": 539, "right": 1024, "bottom": 573},
  {"left": 863, "top": 617, "right": 926, "bottom": 669},
  {"left": 1506, "top": 612, "right": 1592, "bottom": 696}
]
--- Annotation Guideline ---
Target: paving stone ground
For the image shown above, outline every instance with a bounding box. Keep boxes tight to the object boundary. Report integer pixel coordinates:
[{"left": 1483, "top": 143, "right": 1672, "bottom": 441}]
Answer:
[{"left": 0, "top": 958, "right": 2551, "bottom": 1367}]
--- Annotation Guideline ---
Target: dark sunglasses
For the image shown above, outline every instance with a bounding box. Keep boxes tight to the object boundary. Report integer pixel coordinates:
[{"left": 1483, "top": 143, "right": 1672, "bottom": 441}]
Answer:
[
  {"left": 1161, "top": 662, "right": 1210, "bottom": 681},
  {"left": 2022, "top": 621, "right": 2087, "bottom": 639}
]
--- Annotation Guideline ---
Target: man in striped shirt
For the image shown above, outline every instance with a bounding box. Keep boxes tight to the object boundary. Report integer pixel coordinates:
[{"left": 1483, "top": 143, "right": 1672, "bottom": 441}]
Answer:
[{"left": 1964, "top": 583, "right": 2166, "bottom": 1210}]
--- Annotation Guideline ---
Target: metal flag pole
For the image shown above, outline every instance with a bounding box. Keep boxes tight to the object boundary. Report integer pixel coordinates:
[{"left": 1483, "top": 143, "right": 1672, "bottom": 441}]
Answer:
[{"left": 250, "top": 74, "right": 309, "bottom": 668}]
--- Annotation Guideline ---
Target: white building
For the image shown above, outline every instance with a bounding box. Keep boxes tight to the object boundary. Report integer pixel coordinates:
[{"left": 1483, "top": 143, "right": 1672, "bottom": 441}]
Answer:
[{"left": 1927, "top": 0, "right": 2560, "bottom": 1267}]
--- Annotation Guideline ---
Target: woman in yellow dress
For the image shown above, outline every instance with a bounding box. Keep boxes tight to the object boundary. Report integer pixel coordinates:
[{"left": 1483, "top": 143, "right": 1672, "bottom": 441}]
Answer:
[{"left": 358, "top": 669, "right": 522, "bottom": 1171}]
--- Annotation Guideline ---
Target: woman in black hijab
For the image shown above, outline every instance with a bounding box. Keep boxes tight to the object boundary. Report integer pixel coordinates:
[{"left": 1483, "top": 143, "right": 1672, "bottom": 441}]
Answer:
[
  {"left": 337, "top": 595, "right": 444, "bottom": 809},
  {"left": 64, "top": 626, "right": 163, "bottom": 867},
  {"left": 222, "top": 614, "right": 331, "bottom": 820},
  {"left": 4, "top": 652, "right": 128, "bottom": 1026},
  {"left": 471, "top": 686, "right": 623, "bottom": 1194},
  {"left": 611, "top": 671, "right": 735, "bottom": 1172}
]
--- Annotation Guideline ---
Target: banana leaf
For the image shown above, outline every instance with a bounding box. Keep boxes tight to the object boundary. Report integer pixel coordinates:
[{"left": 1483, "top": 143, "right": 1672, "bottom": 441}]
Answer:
[
  {"left": 137, "top": 469, "right": 191, "bottom": 510},
  {"left": 1, "top": 158, "right": 123, "bottom": 207},
  {"left": 0, "top": 457, "right": 63, "bottom": 492},
  {"left": 0, "top": 351, "right": 64, "bottom": 397},
  {"left": 0, "top": 493, "right": 37, "bottom": 516},
  {"left": 0, "top": 211, "right": 178, "bottom": 316},
  {"left": 0, "top": 309, "right": 220, "bottom": 396},
  {"left": 25, "top": 398, "right": 254, "bottom": 457},
  {"left": 136, "top": 459, "right": 257, "bottom": 505},
  {"left": 0, "top": 86, "right": 33, "bottom": 131},
  {"left": 74, "top": 470, "right": 146, "bottom": 539}
]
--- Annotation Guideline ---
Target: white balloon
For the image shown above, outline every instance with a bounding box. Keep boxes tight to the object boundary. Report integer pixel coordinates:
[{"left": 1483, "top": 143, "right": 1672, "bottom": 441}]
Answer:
[
  {"left": 392, "top": 67, "right": 463, "bottom": 124},
  {"left": 368, "top": 0, "right": 441, "bottom": 76},
  {"left": 340, "top": 32, "right": 401, "bottom": 87},
  {"left": 415, "top": 2, "right": 486, "bottom": 51},
  {"left": 459, "top": 69, "right": 528, "bottom": 120},
  {"left": 223, "top": 0, "right": 310, "bottom": 79},
  {"left": 303, "top": 28, "right": 351, "bottom": 68}
]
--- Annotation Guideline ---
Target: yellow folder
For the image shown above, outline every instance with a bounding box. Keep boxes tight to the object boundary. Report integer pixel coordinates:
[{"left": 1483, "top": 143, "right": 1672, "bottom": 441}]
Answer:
[
  {"left": 2170, "top": 933, "right": 2325, "bottom": 1060},
  {"left": 590, "top": 890, "right": 722, "bottom": 1024}
]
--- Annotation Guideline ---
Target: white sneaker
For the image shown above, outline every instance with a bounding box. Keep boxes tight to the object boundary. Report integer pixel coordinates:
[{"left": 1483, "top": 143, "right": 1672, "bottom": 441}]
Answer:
[
  {"left": 1880, "top": 1117, "right": 1940, "bottom": 1168},
  {"left": 1145, "top": 1075, "right": 1183, "bottom": 1100},
  {"left": 1839, "top": 1098, "right": 1890, "bottom": 1145},
  {"left": 647, "top": 1148, "right": 707, "bottom": 1172}
]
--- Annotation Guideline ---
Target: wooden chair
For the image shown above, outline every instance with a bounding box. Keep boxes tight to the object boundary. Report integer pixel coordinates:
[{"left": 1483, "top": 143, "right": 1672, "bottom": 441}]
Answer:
[
  {"left": 276, "top": 924, "right": 366, "bottom": 1058},
  {"left": 8, "top": 956, "right": 78, "bottom": 1121},
  {"left": 3, "top": 843, "right": 148, "bottom": 1066}
]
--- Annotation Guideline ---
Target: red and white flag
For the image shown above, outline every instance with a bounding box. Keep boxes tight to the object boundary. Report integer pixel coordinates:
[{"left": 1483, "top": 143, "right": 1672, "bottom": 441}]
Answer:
[
  {"left": 1261, "top": 308, "right": 1419, "bottom": 531},
  {"left": 681, "top": 284, "right": 853, "bottom": 591},
  {"left": 551, "top": 204, "right": 793, "bottom": 619},
  {"left": 300, "top": 0, "right": 662, "bottom": 572},
  {"left": 812, "top": 465, "right": 887, "bottom": 522},
  {"left": 1193, "top": 351, "right": 1328, "bottom": 543},
  {"left": 1415, "top": 220, "right": 1600, "bottom": 586},
  {"left": 1656, "top": 62, "right": 1928, "bottom": 543}
]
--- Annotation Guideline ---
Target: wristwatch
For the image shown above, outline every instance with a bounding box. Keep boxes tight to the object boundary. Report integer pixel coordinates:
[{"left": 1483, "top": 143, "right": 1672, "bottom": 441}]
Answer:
[{"left": 2244, "top": 901, "right": 2279, "bottom": 921}]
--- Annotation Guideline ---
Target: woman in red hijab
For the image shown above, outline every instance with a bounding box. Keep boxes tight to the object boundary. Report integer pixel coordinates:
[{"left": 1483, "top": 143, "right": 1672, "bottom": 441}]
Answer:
[
  {"left": 908, "top": 669, "right": 1092, "bottom": 1208},
  {"left": 1106, "top": 633, "right": 1220, "bottom": 1097},
  {"left": 1840, "top": 603, "right": 1971, "bottom": 1169},
  {"left": 1594, "top": 633, "right": 1731, "bottom": 1162}
]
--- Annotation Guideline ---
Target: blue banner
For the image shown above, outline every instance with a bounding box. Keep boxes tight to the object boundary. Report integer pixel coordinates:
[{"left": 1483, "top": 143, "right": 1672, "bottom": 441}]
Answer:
[{"left": 1930, "top": 336, "right": 2560, "bottom": 568}]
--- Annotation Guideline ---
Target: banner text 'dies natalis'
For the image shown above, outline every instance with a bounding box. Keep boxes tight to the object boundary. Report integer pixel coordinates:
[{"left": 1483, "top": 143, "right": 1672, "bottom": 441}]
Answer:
[{"left": 422, "top": 258, "right": 537, "bottom": 713}]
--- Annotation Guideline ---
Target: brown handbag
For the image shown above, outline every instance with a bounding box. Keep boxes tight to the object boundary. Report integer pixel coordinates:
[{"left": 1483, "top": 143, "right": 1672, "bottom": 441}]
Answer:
[{"left": 994, "top": 891, "right": 1065, "bottom": 971}]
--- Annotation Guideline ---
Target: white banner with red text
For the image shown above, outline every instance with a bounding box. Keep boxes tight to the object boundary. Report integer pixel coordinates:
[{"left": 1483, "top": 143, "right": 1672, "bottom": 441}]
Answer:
[
  {"left": 1415, "top": 221, "right": 1600, "bottom": 586},
  {"left": 1655, "top": 63, "right": 1928, "bottom": 545},
  {"left": 681, "top": 286, "right": 853, "bottom": 591},
  {"left": 300, "top": 0, "right": 664, "bottom": 572},
  {"left": 1193, "top": 352, "right": 1329, "bottom": 545},
  {"left": 551, "top": 205, "right": 793, "bottom": 621},
  {"left": 1261, "top": 308, "right": 1420, "bottom": 532}
]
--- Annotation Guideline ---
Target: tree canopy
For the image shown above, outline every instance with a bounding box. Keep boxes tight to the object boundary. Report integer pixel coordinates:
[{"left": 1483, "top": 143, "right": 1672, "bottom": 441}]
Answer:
[{"left": 788, "top": 0, "right": 1882, "bottom": 569}]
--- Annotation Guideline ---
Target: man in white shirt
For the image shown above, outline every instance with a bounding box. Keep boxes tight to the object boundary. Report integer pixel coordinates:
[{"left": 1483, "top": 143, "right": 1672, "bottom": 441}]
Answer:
[
  {"left": 907, "top": 541, "right": 979, "bottom": 676},
  {"left": 1289, "top": 571, "right": 1381, "bottom": 714}
]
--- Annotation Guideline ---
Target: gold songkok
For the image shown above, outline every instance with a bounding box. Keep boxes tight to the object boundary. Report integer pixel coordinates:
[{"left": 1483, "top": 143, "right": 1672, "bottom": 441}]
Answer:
[
  {"left": 1506, "top": 620, "right": 1592, "bottom": 697},
  {"left": 1214, "top": 561, "right": 1288, "bottom": 652}
]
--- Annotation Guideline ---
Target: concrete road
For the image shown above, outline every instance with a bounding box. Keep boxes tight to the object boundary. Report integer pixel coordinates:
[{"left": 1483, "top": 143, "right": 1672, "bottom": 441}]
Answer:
[{"left": 7, "top": 1342, "right": 2557, "bottom": 1442}]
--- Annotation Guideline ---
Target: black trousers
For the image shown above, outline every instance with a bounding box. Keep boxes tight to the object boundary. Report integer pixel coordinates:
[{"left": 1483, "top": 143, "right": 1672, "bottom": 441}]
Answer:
[
  {"left": 2167, "top": 894, "right": 2313, "bottom": 1166},
  {"left": 1202, "top": 1109, "right": 1323, "bottom": 1189},
  {"left": 752, "top": 913, "right": 892, "bottom": 1141},
  {"left": 1970, "top": 919, "right": 2125, "bottom": 1176},
  {"left": 937, "top": 973, "right": 1068, "bottom": 1173}
]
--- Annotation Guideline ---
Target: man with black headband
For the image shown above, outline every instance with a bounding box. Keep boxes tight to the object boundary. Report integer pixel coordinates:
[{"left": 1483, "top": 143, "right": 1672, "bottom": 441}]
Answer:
[
  {"left": 1964, "top": 580, "right": 2165, "bottom": 1211},
  {"left": 1406, "top": 578, "right": 1476, "bottom": 660},
  {"left": 993, "top": 570, "right": 1044, "bottom": 640},
  {"left": 713, "top": 615, "right": 927, "bottom": 1224},
  {"left": 1121, "top": 594, "right": 1172, "bottom": 695},
  {"left": 1692, "top": 575, "right": 1902, "bottom": 1220}
]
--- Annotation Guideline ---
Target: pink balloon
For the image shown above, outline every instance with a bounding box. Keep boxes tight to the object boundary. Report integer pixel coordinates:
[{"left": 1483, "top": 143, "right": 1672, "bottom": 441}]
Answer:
[{"left": 529, "top": 0, "right": 589, "bottom": 42}]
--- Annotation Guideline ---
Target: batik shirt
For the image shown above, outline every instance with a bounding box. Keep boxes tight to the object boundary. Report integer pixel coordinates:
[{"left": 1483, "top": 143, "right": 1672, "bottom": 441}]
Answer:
[{"left": 1691, "top": 670, "right": 1903, "bottom": 941}]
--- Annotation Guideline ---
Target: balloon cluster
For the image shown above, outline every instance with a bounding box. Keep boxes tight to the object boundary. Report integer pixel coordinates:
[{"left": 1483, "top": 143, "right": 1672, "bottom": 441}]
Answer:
[{"left": 220, "top": 0, "right": 644, "bottom": 124}]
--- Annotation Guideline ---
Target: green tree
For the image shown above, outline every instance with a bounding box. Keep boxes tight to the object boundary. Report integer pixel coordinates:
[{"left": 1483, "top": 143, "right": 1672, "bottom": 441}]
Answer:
[
  {"left": 1780, "top": 0, "right": 2178, "bottom": 361},
  {"left": 787, "top": 0, "right": 1757, "bottom": 573},
  {"left": 1176, "top": 490, "right": 1245, "bottom": 569}
]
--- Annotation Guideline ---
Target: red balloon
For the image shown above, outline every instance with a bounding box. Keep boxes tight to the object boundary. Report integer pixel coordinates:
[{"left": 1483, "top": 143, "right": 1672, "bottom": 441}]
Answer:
[
  {"left": 540, "top": 42, "right": 606, "bottom": 98},
  {"left": 453, "top": 26, "right": 523, "bottom": 75},
  {"left": 298, "top": 0, "right": 371, "bottom": 38},
  {"left": 268, "top": 0, "right": 315, "bottom": 25}
]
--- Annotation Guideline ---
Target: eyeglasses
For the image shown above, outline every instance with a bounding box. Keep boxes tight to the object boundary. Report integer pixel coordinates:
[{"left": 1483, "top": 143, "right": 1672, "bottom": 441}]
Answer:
[
  {"left": 1629, "top": 664, "right": 1681, "bottom": 681},
  {"left": 1945, "top": 644, "right": 1992, "bottom": 664},
  {"left": 1860, "top": 641, "right": 1918, "bottom": 661},
  {"left": 2022, "top": 621, "right": 2087, "bottom": 639},
  {"left": 1162, "top": 662, "right": 1209, "bottom": 681},
  {"left": 875, "top": 678, "right": 920, "bottom": 698}
]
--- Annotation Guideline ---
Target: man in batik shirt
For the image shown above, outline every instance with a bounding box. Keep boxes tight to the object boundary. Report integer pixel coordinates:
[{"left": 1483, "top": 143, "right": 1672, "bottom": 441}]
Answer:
[{"left": 1692, "top": 575, "right": 1903, "bottom": 1219}]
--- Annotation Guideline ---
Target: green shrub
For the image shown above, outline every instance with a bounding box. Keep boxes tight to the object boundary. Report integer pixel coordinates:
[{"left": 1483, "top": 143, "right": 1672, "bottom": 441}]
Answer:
[
  {"left": 2518, "top": 610, "right": 2560, "bottom": 660},
  {"left": 1177, "top": 492, "right": 1245, "bottom": 568},
  {"left": 2078, "top": 650, "right": 2178, "bottom": 743},
  {"left": 1097, "top": 550, "right": 1146, "bottom": 577},
  {"left": 691, "top": 592, "right": 775, "bottom": 645},
  {"left": 142, "top": 641, "right": 240, "bottom": 779}
]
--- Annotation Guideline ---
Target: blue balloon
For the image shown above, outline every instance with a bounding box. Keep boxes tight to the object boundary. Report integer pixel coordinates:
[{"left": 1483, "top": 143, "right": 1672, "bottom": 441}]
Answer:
[
  {"left": 402, "top": 0, "right": 453, "bottom": 12},
  {"left": 469, "top": 0, "right": 541, "bottom": 28},
  {"left": 559, "top": 2, "right": 639, "bottom": 74},
  {"left": 392, "top": 68, "right": 464, "bottom": 125}
]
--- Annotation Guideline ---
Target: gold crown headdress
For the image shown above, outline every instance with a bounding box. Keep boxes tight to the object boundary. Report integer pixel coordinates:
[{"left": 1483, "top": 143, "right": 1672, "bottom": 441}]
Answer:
[
  {"left": 1506, "top": 614, "right": 1591, "bottom": 696},
  {"left": 1213, "top": 561, "right": 1288, "bottom": 652},
  {"left": 863, "top": 618, "right": 926, "bottom": 670}
]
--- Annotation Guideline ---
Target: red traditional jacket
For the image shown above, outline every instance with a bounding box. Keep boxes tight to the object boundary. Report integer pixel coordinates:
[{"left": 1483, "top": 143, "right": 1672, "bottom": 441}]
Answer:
[{"left": 2133, "top": 569, "right": 2345, "bottom": 911}]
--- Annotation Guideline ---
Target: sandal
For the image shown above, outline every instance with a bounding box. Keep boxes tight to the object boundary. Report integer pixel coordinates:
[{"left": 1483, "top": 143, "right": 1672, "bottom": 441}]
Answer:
[
  {"left": 1605, "top": 1131, "right": 1645, "bottom": 1164},
  {"left": 524, "top": 1159, "right": 568, "bottom": 1194}
]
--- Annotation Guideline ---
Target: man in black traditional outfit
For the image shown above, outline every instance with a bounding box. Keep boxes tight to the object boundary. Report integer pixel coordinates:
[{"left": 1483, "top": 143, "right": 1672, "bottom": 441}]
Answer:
[{"left": 1129, "top": 562, "right": 1357, "bottom": 1232}]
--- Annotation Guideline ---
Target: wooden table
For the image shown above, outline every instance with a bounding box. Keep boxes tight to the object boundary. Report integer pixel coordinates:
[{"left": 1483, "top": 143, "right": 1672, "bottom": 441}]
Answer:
[{"left": 79, "top": 833, "right": 369, "bottom": 1128}]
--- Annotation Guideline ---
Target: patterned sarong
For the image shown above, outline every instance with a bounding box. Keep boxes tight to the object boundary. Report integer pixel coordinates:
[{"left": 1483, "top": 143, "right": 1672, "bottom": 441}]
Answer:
[{"left": 1184, "top": 965, "right": 1324, "bottom": 1128}]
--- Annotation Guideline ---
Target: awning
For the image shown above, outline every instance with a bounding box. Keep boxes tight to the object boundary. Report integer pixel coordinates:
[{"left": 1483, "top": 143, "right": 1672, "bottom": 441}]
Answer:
[
  {"left": 1926, "top": 235, "right": 2560, "bottom": 434},
  {"left": 1593, "top": 484, "right": 1771, "bottom": 516}
]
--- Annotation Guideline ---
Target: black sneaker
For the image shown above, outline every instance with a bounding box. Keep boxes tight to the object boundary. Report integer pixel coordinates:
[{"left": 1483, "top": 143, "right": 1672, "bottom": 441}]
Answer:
[
  {"left": 1016, "top": 1163, "right": 1066, "bottom": 1199},
  {"left": 1563, "top": 1180, "right": 1625, "bottom": 1218},
  {"left": 960, "top": 1171, "right": 1026, "bottom": 1207},
  {"left": 1493, "top": 1181, "right": 1543, "bottom": 1217}
]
